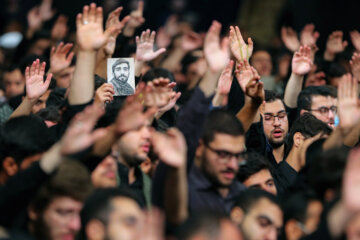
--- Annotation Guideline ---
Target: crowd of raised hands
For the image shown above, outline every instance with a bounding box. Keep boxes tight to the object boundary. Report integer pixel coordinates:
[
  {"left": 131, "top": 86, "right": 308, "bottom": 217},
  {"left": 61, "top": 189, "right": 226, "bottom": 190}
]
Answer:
[{"left": 2, "top": 0, "right": 360, "bottom": 240}]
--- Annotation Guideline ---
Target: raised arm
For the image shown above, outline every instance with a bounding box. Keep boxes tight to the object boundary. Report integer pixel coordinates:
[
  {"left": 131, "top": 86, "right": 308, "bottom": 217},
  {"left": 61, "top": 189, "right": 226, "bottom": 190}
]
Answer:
[
  {"left": 212, "top": 60, "right": 234, "bottom": 107},
  {"left": 69, "top": 3, "right": 117, "bottom": 105},
  {"left": 284, "top": 45, "right": 312, "bottom": 108},
  {"left": 122, "top": 0, "right": 145, "bottom": 37},
  {"left": 229, "top": 25, "right": 253, "bottom": 62},
  {"left": 281, "top": 26, "right": 300, "bottom": 53},
  {"left": 10, "top": 59, "right": 52, "bottom": 119},
  {"left": 324, "top": 31, "right": 348, "bottom": 61}
]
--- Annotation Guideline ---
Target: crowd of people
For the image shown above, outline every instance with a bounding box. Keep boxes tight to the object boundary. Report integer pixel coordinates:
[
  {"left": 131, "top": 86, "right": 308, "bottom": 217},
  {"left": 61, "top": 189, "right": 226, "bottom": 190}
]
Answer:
[{"left": 1, "top": 0, "right": 360, "bottom": 239}]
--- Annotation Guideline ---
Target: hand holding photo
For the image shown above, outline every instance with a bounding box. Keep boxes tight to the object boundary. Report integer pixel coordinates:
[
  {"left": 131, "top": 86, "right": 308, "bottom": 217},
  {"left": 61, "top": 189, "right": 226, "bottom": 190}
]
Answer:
[{"left": 107, "top": 58, "right": 135, "bottom": 96}]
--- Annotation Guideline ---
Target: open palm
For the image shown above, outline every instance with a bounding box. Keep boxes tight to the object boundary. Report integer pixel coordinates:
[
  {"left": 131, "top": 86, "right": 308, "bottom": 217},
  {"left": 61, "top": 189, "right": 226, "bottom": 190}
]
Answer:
[{"left": 25, "top": 59, "right": 52, "bottom": 100}]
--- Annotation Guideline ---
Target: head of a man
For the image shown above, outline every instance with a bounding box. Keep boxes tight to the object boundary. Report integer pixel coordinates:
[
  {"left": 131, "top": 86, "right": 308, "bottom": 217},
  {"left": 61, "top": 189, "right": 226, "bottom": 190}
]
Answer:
[
  {"left": 28, "top": 160, "right": 93, "bottom": 240},
  {"left": 261, "top": 91, "right": 289, "bottom": 149},
  {"left": 285, "top": 113, "right": 332, "bottom": 170},
  {"left": 250, "top": 50, "right": 273, "bottom": 77},
  {"left": 231, "top": 189, "right": 283, "bottom": 240},
  {"left": 112, "top": 59, "right": 130, "bottom": 84},
  {"left": 298, "top": 86, "right": 337, "bottom": 128},
  {"left": 81, "top": 187, "right": 143, "bottom": 240},
  {"left": 283, "top": 190, "right": 323, "bottom": 240},
  {"left": 237, "top": 152, "right": 277, "bottom": 196},
  {"left": 180, "top": 50, "right": 207, "bottom": 86},
  {"left": 3, "top": 66, "right": 25, "bottom": 99},
  {"left": 91, "top": 154, "right": 118, "bottom": 188},
  {"left": 196, "top": 109, "right": 245, "bottom": 188},
  {"left": 0, "top": 115, "right": 54, "bottom": 184}
]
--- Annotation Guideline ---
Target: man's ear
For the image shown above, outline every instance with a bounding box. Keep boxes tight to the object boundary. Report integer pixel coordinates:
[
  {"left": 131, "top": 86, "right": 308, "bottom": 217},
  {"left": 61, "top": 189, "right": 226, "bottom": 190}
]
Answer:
[
  {"left": 86, "top": 219, "right": 106, "bottom": 240},
  {"left": 293, "top": 132, "right": 304, "bottom": 148},
  {"left": 2, "top": 157, "right": 18, "bottom": 176},
  {"left": 285, "top": 219, "right": 303, "bottom": 240},
  {"left": 195, "top": 139, "right": 204, "bottom": 159},
  {"left": 230, "top": 207, "right": 244, "bottom": 225},
  {"left": 28, "top": 206, "right": 38, "bottom": 221}
]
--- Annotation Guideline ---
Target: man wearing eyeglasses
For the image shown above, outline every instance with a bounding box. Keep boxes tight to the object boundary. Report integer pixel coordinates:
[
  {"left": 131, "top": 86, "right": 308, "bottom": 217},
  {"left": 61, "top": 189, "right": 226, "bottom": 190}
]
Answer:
[{"left": 298, "top": 86, "right": 337, "bottom": 128}]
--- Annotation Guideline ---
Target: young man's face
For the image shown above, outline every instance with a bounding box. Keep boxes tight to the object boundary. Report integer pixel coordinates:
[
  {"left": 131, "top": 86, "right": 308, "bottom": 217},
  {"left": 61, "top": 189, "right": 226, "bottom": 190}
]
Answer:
[
  {"left": 240, "top": 198, "right": 283, "bottom": 240},
  {"left": 42, "top": 196, "right": 83, "bottom": 240},
  {"left": 117, "top": 125, "right": 151, "bottom": 167},
  {"left": 199, "top": 133, "right": 245, "bottom": 187},
  {"left": 3, "top": 69, "right": 25, "bottom": 98},
  {"left": 261, "top": 99, "right": 289, "bottom": 149},
  {"left": 91, "top": 155, "right": 118, "bottom": 188},
  {"left": 243, "top": 169, "right": 277, "bottom": 196},
  {"left": 114, "top": 63, "right": 130, "bottom": 83},
  {"left": 106, "top": 197, "right": 143, "bottom": 240},
  {"left": 251, "top": 51, "right": 272, "bottom": 77},
  {"left": 307, "top": 95, "right": 337, "bottom": 128}
]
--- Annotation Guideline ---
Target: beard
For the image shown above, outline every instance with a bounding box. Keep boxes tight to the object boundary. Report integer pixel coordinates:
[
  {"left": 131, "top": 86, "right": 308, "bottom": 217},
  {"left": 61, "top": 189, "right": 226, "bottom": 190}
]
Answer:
[
  {"left": 268, "top": 138, "right": 285, "bottom": 149},
  {"left": 122, "top": 153, "right": 146, "bottom": 168},
  {"left": 115, "top": 75, "right": 129, "bottom": 83}
]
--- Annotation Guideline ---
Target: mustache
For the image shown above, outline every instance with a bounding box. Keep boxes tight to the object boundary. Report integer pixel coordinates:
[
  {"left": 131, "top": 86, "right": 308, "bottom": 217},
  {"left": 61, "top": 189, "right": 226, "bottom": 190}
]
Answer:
[
  {"left": 221, "top": 168, "right": 236, "bottom": 174},
  {"left": 116, "top": 74, "right": 128, "bottom": 78},
  {"left": 271, "top": 127, "right": 284, "bottom": 134}
]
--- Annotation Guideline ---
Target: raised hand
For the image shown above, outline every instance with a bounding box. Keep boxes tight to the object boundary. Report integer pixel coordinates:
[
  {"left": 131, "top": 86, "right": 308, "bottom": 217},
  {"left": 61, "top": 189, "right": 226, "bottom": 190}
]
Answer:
[
  {"left": 38, "top": 0, "right": 56, "bottom": 21},
  {"left": 217, "top": 60, "right": 234, "bottom": 95},
  {"left": 338, "top": 73, "right": 360, "bottom": 130},
  {"left": 143, "top": 78, "right": 177, "bottom": 108},
  {"left": 350, "top": 52, "right": 360, "bottom": 81},
  {"left": 326, "top": 31, "right": 348, "bottom": 55},
  {"left": 61, "top": 104, "right": 106, "bottom": 155},
  {"left": 115, "top": 82, "right": 157, "bottom": 135},
  {"left": 123, "top": 0, "right": 145, "bottom": 35},
  {"left": 343, "top": 147, "right": 360, "bottom": 212},
  {"left": 204, "top": 21, "right": 230, "bottom": 72},
  {"left": 136, "top": 29, "right": 166, "bottom": 62},
  {"left": 25, "top": 59, "right": 52, "bottom": 100},
  {"left": 94, "top": 83, "right": 115, "bottom": 105},
  {"left": 292, "top": 45, "right": 313, "bottom": 75},
  {"left": 151, "top": 128, "right": 187, "bottom": 168},
  {"left": 350, "top": 30, "right": 360, "bottom": 52},
  {"left": 27, "top": 6, "right": 43, "bottom": 31},
  {"left": 281, "top": 26, "right": 300, "bottom": 52},
  {"left": 244, "top": 69, "right": 264, "bottom": 104},
  {"left": 105, "top": 7, "right": 130, "bottom": 37},
  {"left": 181, "top": 31, "right": 203, "bottom": 52},
  {"left": 300, "top": 23, "right": 320, "bottom": 47},
  {"left": 229, "top": 25, "right": 253, "bottom": 62},
  {"left": 50, "top": 42, "right": 74, "bottom": 75},
  {"left": 76, "top": 3, "right": 117, "bottom": 51},
  {"left": 51, "top": 15, "right": 69, "bottom": 40},
  {"left": 235, "top": 59, "right": 257, "bottom": 92}
]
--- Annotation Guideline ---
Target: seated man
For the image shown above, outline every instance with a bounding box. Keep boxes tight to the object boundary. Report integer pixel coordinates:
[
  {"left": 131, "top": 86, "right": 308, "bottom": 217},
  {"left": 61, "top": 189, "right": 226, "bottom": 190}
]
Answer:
[
  {"left": 230, "top": 189, "right": 283, "bottom": 240},
  {"left": 237, "top": 152, "right": 277, "bottom": 195}
]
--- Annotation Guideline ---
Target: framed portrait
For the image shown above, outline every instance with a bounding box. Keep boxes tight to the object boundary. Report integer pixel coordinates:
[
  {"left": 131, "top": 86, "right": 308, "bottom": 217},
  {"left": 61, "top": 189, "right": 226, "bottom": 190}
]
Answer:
[{"left": 107, "top": 58, "right": 135, "bottom": 96}]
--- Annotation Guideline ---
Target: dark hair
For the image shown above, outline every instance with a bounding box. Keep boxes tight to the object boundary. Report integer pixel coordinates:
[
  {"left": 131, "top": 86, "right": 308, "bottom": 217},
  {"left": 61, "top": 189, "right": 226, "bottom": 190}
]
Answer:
[
  {"left": 177, "top": 211, "right": 229, "bottom": 240},
  {"left": 80, "top": 187, "right": 141, "bottom": 240},
  {"left": 36, "top": 106, "right": 61, "bottom": 123},
  {"left": 297, "top": 86, "right": 337, "bottom": 111},
  {"left": 46, "top": 87, "right": 66, "bottom": 108},
  {"left": 237, "top": 152, "right": 272, "bottom": 183},
  {"left": 142, "top": 68, "right": 176, "bottom": 83},
  {"left": 95, "top": 74, "right": 106, "bottom": 90},
  {"left": 201, "top": 109, "right": 244, "bottom": 145},
  {"left": 181, "top": 52, "right": 200, "bottom": 75},
  {"left": 265, "top": 90, "right": 283, "bottom": 103},
  {"left": 112, "top": 59, "right": 129, "bottom": 73},
  {"left": 328, "top": 63, "right": 347, "bottom": 78},
  {"left": 232, "top": 189, "right": 280, "bottom": 214},
  {"left": 285, "top": 113, "right": 332, "bottom": 155},
  {"left": 0, "top": 115, "right": 54, "bottom": 165}
]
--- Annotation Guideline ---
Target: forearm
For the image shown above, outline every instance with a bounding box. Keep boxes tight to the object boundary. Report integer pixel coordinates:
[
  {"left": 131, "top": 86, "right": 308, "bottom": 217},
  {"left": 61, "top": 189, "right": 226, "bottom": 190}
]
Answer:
[
  {"left": 164, "top": 165, "right": 188, "bottom": 224},
  {"left": 69, "top": 51, "right": 96, "bottom": 105},
  {"left": 199, "top": 70, "right": 221, "bottom": 98},
  {"left": 236, "top": 100, "right": 261, "bottom": 132},
  {"left": 9, "top": 97, "right": 36, "bottom": 119},
  {"left": 323, "top": 126, "right": 352, "bottom": 150},
  {"left": 160, "top": 48, "right": 187, "bottom": 71},
  {"left": 324, "top": 49, "right": 336, "bottom": 61},
  {"left": 343, "top": 121, "right": 360, "bottom": 147},
  {"left": 39, "top": 143, "right": 62, "bottom": 174},
  {"left": 92, "top": 125, "right": 118, "bottom": 157},
  {"left": 284, "top": 73, "right": 304, "bottom": 108},
  {"left": 134, "top": 60, "right": 144, "bottom": 77},
  {"left": 328, "top": 201, "right": 353, "bottom": 238},
  {"left": 212, "top": 92, "right": 227, "bottom": 107}
]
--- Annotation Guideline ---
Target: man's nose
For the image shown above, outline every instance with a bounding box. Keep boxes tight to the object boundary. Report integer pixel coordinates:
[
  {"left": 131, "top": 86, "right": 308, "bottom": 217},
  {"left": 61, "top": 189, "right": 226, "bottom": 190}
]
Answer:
[{"left": 68, "top": 215, "right": 81, "bottom": 231}]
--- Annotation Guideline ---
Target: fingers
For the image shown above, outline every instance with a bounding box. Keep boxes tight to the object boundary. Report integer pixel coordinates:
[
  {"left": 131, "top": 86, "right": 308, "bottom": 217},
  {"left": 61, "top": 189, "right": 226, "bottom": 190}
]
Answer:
[
  {"left": 137, "top": 0, "right": 144, "bottom": 15},
  {"left": 44, "top": 73, "right": 53, "bottom": 89},
  {"left": 235, "top": 26, "right": 244, "bottom": 44},
  {"left": 88, "top": 3, "right": 96, "bottom": 22},
  {"left": 82, "top": 5, "right": 89, "bottom": 23},
  {"left": 153, "top": 48, "right": 166, "bottom": 58}
]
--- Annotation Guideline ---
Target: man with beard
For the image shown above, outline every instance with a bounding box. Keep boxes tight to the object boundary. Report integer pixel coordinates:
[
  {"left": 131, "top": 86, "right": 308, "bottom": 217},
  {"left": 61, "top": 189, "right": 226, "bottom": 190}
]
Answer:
[{"left": 110, "top": 59, "right": 134, "bottom": 96}]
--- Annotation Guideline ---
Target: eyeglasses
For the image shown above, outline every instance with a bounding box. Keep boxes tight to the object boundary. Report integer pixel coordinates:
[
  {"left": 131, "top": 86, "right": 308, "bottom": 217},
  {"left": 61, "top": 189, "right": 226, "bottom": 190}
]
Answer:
[
  {"left": 307, "top": 106, "right": 337, "bottom": 115},
  {"left": 263, "top": 111, "right": 287, "bottom": 124},
  {"left": 205, "top": 143, "right": 246, "bottom": 164}
]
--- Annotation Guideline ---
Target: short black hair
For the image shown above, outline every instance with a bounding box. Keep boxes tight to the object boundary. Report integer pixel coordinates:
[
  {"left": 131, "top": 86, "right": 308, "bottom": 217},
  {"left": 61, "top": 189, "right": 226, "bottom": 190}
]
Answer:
[
  {"left": 142, "top": 68, "right": 176, "bottom": 83},
  {"left": 201, "top": 109, "right": 244, "bottom": 145},
  {"left": 237, "top": 152, "right": 272, "bottom": 183},
  {"left": 181, "top": 52, "right": 200, "bottom": 75},
  {"left": 285, "top": 113, "right": 332, "bottom": 155},
  {"left": 297, "top": 86, "right": 337, "bottom": 111},
  {"left": 328, "top": 62, "right": 347, "bottom": 78},
  {"left": 265, "top": 90, "right": 283, "bottom": 103},
  {"left": 232, "top": 189, "right": 280, "bottom": 214},
  {"left": 80, "top": 187, "right": 141, "bottom": 240}
]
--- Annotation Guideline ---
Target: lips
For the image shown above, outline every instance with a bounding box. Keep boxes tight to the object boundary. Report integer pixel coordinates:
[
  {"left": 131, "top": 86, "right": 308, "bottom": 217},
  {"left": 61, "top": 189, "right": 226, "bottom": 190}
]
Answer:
[
  {"left": 104, "top": 170, "right": 115, "bottom": 179},
  {"left": 141, "top": 143, "right": 150, "bottom": 153},
  {"left": 272, "top": 128, "right": 283, "bottom": 138},
  {"left": 222, "top": 170, "right": 235, "bottom": 180}
]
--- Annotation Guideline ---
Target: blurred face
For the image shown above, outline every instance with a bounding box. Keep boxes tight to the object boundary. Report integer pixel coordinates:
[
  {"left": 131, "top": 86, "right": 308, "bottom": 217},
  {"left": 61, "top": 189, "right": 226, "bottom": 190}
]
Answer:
[
  {"left": 91, "top": 155, "right": 117, "bottom": 188},
  {"left": 3, "top": 69, "right": 24, "bottom": 98},
  {"left": 28, "top": 38, "right": 51, "bottom": 56},
  {"left": 218, "top": 220, "right": 244, "bottom": 240},
  {"left": 114, "top": 63, "right": 130, "bottom": 83},
  {"left": 243, "top": 169, "right": 277, "bottom": 196},
  {"left": 200, "top": 133, "right": 245, "bottom": 187},
  {"left": 304, "top": 200, "right": 323, "bottom": 234},
  {"left": 307, "top": 95, "right": 337, "bottom": 128},
  {"left": 56, "top": 66, "right": 75, "bottom": 88},
  {"left": 251, "top": 51, "right": 272, "bottom": 76},
  {"left": 31, "top": 90, "right": 51, "bottom": 114},
  {"left": 117, "top": 125, "right": 151, "bottom": 167},
  {"left": 42, "top": 197, "right": 82, "bottom": 240},
  {"left": 106, "top": 197, "right": 143, "bottom": 240},
  {"left": 261, "top": 100, "right": 289, "bottom": 149},
  {"left": 240, "top": 198, "right": 283, "bottom": 240}
]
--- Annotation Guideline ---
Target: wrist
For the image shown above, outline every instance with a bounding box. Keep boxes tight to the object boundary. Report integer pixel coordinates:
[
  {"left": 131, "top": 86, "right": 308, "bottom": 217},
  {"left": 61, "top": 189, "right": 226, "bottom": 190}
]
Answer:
[
  {"left": 25, "top": 95, "right": 39, "bottom": 103},
  {"left": 324, "top": 49, "right": 335, "bottom": 61},
  {"left": 123, "top": 27, "right": 135, "bottom": 37}
]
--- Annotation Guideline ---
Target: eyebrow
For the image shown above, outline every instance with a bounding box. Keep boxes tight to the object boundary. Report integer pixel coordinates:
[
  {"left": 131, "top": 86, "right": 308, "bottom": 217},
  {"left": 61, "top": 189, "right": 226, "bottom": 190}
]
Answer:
[{"left": 264, "top": 110, "right": 286, "bottom": 115}]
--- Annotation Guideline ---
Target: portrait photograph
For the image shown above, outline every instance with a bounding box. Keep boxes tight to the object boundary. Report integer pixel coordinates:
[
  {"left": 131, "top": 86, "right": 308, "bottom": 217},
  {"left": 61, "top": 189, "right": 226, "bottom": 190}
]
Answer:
[{"left": 107, "top": 58, "right": 135, "bottom": 96}]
